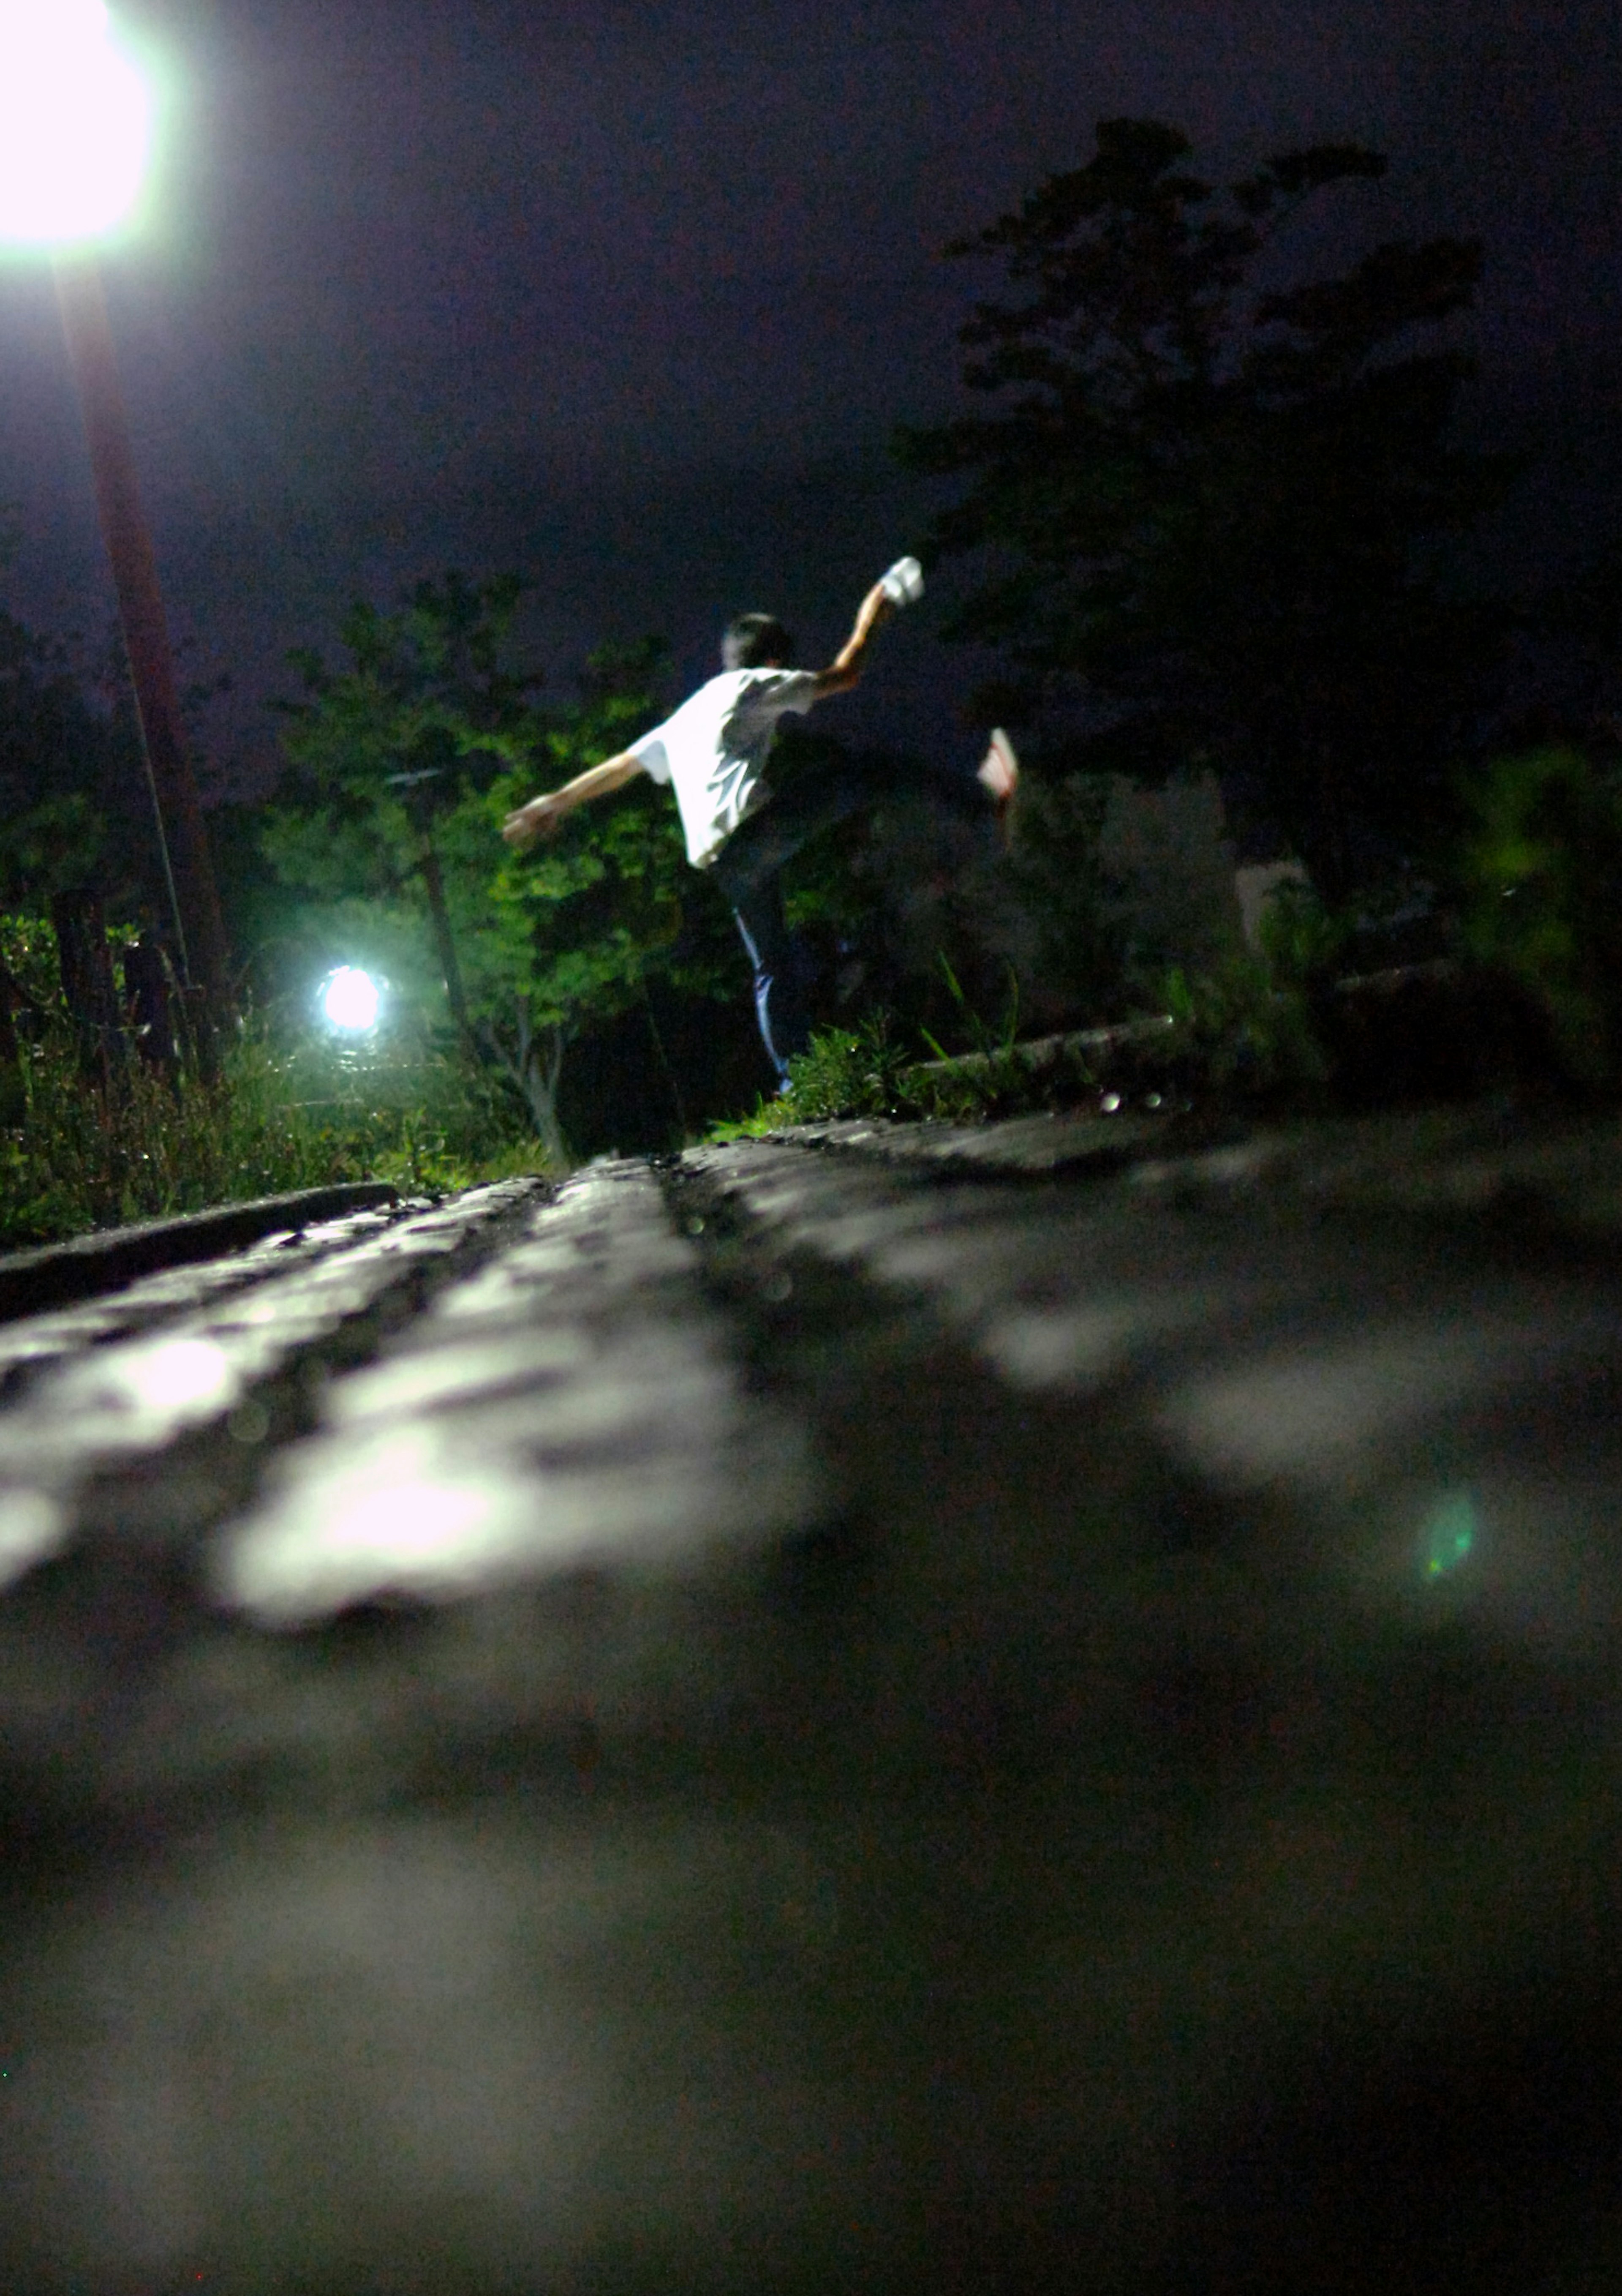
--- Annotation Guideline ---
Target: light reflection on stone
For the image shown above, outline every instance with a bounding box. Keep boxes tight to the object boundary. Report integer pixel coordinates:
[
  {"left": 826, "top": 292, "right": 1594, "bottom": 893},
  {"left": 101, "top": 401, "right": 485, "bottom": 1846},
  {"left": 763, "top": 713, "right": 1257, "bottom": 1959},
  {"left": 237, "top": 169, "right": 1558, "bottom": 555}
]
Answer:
[
  {"left": 983, "top": 1290, "right": 1236, "bottom": 1391},
  {"left": 217, "top": 1431, "right": 508, "bottom": 1622},
  {"left": 105, "top": 1338, "right": 239, "bottom": 1419},
  {"left": 0, "top": 1488, "right": 66, "bottom": 1587},
  {"left": 216, "top": 1399, "right": 821, "bottom": 1628}
]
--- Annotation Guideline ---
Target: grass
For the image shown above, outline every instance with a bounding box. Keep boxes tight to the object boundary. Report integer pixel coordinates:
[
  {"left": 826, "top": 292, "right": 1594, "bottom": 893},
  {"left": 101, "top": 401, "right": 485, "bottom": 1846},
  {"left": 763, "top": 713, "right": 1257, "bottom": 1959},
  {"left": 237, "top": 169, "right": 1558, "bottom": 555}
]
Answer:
[
  {"left": 0, "top": 915, "right": 555, "bottom": 1252},
  {"left": 710, "top": 1013, "right": 1083, "bottom": 1138},
  {"left": 711, "top": 954, "right": 1329, "bottom": 1141},
  {"left": 0, "top": 906, "right": 1336, "bottom": 1247}
]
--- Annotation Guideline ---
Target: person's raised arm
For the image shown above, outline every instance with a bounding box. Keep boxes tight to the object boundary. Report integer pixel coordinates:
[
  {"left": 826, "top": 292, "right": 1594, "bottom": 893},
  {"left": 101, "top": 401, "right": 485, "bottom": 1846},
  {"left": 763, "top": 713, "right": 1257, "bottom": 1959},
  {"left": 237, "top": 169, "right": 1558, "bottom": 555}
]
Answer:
[
  {"left": 811, "top": 579, "right": 895, "bottom": 698},
  {"left": 501, "top": 750, "right": 643, "bottom": 849}
]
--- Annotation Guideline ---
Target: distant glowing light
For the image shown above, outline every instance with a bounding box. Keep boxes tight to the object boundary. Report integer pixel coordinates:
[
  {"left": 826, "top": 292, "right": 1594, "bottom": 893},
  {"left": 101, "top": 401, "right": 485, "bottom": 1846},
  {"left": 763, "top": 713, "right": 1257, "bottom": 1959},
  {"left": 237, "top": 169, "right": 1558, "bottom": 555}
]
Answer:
[
  {"left": 321, "top": 967, "right": 380, "bottom": 1032},
  {"left": 0, "top": 3, "right": 153, "bottom": 248},
  {"left": 1421, "top": 1491, "right": 1477, "bottom": 1581}
]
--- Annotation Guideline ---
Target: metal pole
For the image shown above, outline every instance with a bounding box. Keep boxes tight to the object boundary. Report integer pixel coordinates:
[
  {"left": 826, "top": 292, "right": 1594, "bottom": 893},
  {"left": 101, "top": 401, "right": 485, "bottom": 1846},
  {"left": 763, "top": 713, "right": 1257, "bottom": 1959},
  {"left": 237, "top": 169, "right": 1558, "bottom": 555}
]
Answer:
[{"left": 52, "top": 252, "right": 231, "bottom": 1020}]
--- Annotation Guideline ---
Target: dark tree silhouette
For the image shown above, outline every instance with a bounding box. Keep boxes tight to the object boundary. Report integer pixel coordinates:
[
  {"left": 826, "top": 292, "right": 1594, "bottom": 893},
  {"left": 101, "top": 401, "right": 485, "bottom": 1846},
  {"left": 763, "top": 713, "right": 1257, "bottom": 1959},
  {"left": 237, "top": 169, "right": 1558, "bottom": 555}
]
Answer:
[
  {"left": 900, "top": 120, "right": 1513, "bottom": 897},
  {"left": 0, "top": 600, "right": 157, "bottom": 912}
]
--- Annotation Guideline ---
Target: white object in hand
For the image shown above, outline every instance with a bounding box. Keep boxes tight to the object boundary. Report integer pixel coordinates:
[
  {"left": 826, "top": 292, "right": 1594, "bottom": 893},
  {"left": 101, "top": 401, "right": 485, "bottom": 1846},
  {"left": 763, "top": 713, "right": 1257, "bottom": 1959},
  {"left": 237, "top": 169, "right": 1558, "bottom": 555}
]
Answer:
[{"left": 879, "top": 555, "right": 924, "bottom": 606}]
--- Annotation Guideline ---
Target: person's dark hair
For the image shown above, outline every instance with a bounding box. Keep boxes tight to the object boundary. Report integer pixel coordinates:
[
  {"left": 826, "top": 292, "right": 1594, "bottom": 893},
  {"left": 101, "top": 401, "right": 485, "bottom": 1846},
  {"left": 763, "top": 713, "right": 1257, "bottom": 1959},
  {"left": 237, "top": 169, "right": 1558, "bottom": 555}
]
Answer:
[{"left": 722, "top": 614, "right": 795, "bottom": 671}]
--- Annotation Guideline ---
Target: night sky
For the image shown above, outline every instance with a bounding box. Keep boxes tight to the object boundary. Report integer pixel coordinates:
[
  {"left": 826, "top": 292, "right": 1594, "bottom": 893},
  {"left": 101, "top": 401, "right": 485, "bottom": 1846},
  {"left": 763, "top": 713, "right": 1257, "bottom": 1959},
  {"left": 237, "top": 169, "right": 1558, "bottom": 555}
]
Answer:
[{"left": 0, "top": 0, "right": 1617, "bottom": 791}]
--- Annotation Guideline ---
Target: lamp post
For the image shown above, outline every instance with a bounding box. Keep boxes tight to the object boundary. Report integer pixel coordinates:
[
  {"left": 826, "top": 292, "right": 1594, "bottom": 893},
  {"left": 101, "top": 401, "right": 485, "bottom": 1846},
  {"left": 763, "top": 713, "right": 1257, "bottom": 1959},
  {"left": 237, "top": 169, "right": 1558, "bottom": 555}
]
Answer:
[{"left": 0, "top": 0, "right": 231, "bottom": 1022}]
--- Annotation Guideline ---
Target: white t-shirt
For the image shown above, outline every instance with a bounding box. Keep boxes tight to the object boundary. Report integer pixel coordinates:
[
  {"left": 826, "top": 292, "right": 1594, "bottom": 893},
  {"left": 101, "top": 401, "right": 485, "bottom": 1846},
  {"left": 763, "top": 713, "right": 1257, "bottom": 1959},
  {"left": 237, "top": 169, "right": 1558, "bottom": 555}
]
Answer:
[{"left": 627, "top": 668, "right": 820, "bottom": 868}]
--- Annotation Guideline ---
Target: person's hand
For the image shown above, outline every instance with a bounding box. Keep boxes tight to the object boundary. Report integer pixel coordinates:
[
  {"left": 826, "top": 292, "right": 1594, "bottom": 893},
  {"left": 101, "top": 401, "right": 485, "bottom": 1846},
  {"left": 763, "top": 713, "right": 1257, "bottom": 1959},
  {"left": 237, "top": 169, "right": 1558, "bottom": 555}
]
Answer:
[{"left": 501, "top": 793, "right": 566, "bottom": 848}]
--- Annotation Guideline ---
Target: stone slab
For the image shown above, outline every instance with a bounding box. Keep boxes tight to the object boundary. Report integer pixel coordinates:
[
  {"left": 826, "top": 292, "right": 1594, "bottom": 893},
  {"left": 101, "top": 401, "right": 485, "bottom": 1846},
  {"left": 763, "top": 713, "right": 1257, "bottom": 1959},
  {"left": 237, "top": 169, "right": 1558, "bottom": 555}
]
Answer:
[
  {"left": 0, "top": 1123, "right": 1617, "bottom": 2289},
  {"left": 212, "top": 1161, "right": 822, "bottom": 1627},
  {"left": 0, "top": 1178, "right": 545, "bottom": 1589},
  {"left": 765, "top": 1100, "right": 1622, "bottom": 1245},
  {"left": 0, "top": 1181, "right": 402, "bottom": 1325},
  {"left": 771, "top": 1106, "right": 1174, "bottom": 1174}
]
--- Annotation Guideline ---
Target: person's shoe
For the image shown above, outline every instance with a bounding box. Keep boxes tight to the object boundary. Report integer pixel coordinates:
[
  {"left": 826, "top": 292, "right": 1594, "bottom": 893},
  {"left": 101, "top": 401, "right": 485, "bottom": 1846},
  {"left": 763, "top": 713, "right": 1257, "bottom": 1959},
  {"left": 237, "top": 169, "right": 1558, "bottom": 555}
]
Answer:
[{"left": 977, "top": 728, "right": 1019, "bottom": 847}]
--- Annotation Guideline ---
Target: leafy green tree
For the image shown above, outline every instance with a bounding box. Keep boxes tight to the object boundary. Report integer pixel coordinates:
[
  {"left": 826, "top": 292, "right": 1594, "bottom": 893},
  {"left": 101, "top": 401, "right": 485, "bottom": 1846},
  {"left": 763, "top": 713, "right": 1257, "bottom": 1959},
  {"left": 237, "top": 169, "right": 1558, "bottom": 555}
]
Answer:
[
  {"left": 900, "top": 119, "right": 1512, "bottom": 899},
  {"left": 261, "top": 583, "right": 742, "bottom": 1157},
  {"left": 269, "top": 572, "right": 541, "bottom": 1025},
  {"left": 443, "top": 643, "right": 739, "bottom": 1157}
]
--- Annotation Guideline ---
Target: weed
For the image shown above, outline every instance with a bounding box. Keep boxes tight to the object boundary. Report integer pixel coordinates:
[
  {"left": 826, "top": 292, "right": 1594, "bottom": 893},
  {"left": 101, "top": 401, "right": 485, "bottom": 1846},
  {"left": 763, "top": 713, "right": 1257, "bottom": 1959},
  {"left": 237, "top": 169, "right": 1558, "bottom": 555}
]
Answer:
[
  {"left": 1455, "top": 746, "right": 1622, "bottom": 1087},
  {"left": 1148, "top": 954, "right": 1327, "bottom": 1095},
  {"left": 712, "top": 1016, "right": 915, "bottom": 1137},
  {"left": 709, "top": 948, "right": 1327, "bottom": 1140}
]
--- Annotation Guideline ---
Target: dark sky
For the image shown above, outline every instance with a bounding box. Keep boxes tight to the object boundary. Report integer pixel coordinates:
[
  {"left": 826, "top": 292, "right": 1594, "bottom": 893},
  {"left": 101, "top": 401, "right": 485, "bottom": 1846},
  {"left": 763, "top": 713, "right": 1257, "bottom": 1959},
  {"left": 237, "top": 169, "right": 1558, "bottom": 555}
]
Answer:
[{"left": 0, "top": 0, "right": 1617, "bottom": 789}]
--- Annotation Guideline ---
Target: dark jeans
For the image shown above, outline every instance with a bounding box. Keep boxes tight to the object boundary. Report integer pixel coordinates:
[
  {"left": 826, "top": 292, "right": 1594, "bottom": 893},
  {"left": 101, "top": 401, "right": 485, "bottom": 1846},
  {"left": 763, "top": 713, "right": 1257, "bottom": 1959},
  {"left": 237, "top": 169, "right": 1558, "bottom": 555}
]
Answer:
[{"left": 707, "top": 761, "right": 987, "bottom": 1085}]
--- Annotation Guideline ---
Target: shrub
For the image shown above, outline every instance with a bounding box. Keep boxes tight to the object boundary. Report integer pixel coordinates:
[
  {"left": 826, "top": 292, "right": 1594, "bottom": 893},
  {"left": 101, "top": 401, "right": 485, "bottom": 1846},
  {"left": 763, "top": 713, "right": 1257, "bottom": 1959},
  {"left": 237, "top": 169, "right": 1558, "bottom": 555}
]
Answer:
[
  {"left": 1149, "top": 954, "right": 1327, "bottom": 1096},
  {"left": 1455, "top": 746, "right": 1622, "bottom": 1088}
]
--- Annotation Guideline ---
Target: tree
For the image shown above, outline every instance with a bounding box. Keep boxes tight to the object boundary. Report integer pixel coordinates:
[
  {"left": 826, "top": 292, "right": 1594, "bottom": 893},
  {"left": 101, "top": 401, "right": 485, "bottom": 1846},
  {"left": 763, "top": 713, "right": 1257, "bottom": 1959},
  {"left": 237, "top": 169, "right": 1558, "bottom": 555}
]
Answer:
[
  {"left": 0, "top": 586, "right": 162, "bottom": 916},
  {"left": 261, "top": 584, "right": 743, "bottom": 1157},
  {"left": 270, "top": 571, "right": 541, "bottom": 1024},
  {"left": 900, "top": 120, "right": 1513, "bottom": 899},
  {"left": 444, "top": 641, "right": 743, "bottom": 1157}
]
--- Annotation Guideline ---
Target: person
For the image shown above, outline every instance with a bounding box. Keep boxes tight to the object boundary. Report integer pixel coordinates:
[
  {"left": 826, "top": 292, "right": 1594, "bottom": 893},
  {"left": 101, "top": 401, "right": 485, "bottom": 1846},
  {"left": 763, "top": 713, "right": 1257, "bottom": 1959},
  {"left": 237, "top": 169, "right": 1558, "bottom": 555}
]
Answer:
[{"left": 501, "top": 579, "right": 1015, "bottom": 1085}]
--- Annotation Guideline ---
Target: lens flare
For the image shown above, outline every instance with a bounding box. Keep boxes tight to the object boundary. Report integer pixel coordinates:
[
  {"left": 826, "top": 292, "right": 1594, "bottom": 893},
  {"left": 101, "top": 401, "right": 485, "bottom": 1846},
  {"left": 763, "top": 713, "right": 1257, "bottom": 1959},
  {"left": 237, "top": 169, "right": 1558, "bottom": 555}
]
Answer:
[
  {"left": 320, "top": 968, "right": 381, "bottom": 1032},
  {"left": 1420, "top": 1490, "right": 1477, "bottom": 1581},
  {"left": 0, "top": 3, "right": 153, "bottom": 247}
]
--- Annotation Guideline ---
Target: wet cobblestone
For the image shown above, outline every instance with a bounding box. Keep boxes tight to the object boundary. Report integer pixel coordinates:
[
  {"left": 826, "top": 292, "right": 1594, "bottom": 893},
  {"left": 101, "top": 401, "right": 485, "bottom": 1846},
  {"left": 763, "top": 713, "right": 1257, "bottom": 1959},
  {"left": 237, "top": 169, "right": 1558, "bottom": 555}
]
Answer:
[
  {"left": 0, "top": 1116, "right": 1620, "bottom": 2293},
  {"left": 214, "top": 1160, "right": 822, "bottom": 1626}
]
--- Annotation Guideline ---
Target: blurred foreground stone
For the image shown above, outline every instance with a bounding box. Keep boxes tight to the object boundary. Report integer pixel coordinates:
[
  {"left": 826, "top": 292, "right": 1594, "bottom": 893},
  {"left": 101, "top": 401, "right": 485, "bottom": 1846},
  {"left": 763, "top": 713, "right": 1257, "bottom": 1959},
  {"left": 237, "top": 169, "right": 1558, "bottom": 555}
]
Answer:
[{"left": 1, "top": 1108, "right": 1621, "bottom": 2291}]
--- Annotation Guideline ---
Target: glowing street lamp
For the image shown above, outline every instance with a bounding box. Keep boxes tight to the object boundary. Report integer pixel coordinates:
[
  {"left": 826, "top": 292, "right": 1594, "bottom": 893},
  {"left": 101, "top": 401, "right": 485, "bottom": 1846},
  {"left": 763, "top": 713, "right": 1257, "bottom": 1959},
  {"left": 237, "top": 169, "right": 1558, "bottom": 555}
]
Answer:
[
  {"left": 319, "top": 968, "right": 381, "bottom": 1034},
  {"left": 0, "top": 1, "right": 151, "bottom": 245},
  {"left": 0, "top": 2, "right": 232, "bottom": 1023}
]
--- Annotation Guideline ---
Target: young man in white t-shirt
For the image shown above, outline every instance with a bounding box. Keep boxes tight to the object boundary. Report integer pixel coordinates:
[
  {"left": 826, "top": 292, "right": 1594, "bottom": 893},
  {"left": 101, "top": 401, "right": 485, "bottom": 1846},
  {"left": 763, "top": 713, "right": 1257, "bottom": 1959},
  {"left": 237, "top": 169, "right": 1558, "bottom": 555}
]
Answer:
[{"left": 501, "top": 580, "right": 1011, "bottom": 1084}]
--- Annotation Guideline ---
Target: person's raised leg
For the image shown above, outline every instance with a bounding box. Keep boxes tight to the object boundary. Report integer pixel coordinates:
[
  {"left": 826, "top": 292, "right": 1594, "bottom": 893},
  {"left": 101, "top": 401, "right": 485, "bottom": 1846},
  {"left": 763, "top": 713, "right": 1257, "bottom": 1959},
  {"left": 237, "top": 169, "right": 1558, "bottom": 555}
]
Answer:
[{"left": 712, "top": 743, "right": 1015, "bottom": 1083}]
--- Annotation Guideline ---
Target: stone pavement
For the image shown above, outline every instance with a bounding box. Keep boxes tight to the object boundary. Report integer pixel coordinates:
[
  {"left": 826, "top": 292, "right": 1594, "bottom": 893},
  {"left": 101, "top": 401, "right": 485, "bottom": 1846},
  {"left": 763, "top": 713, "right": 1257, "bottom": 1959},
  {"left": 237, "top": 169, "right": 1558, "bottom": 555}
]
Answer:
[{"left": 2, "top": 1107, "right": 1622, "bottom": 2292}]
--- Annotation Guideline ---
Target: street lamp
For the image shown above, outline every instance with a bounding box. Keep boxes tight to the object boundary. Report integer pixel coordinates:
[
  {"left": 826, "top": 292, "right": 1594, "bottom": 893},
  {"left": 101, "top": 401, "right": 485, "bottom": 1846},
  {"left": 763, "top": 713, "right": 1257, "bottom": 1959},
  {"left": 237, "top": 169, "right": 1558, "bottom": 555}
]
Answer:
[
  {"left": 0, "top": 1, "right": 232, "bottom": 1023},
  {"left": 0, "top": 0, "right": 150, "bottom": 245},
  {"left": 319, "top": 968, "right": 381, "bottom": 1034}
]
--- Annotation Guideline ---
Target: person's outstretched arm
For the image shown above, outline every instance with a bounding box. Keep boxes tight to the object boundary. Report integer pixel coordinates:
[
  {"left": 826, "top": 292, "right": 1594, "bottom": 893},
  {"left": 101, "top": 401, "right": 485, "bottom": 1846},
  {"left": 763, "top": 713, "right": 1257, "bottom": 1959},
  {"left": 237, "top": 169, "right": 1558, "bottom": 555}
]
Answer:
[
  {"left": 501, "top": 750, "right": 643, "bottom": 848},
  {"left": 811, "top": 580, "right": 896, "bottom": 698}
]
